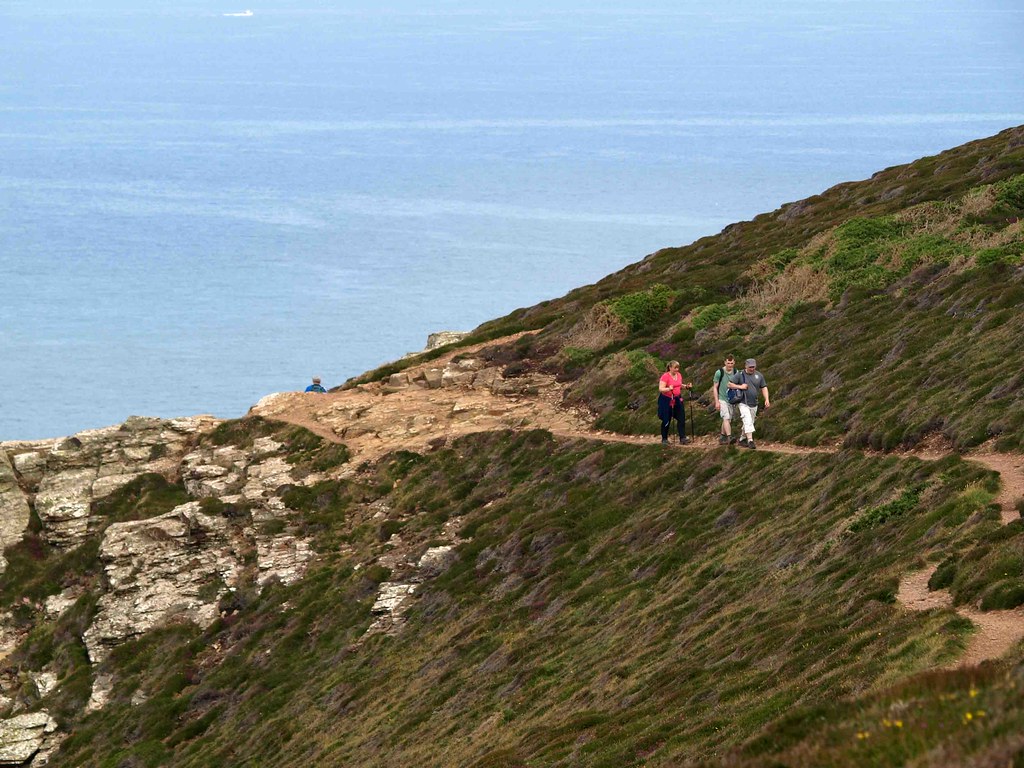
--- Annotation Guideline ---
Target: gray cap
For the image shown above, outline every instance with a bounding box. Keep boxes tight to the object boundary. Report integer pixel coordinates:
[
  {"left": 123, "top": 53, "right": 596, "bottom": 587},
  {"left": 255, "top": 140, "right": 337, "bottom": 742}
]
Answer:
[{"left": 745, "top": 358, "right": 757, "bottom": 368}]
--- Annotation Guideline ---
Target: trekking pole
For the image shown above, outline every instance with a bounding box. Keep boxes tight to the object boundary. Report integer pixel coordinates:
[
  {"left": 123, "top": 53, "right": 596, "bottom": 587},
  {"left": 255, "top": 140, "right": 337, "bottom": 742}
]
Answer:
[{"left": 688, "top": 392, "right": 695, "bottom": 439}]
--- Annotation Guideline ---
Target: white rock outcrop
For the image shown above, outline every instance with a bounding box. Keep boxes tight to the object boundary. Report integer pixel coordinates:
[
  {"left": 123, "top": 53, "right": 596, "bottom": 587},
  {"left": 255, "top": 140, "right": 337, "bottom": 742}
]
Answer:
[
  {"left": 364, "top": 545, "right": 462, "bottom": 638},
  {"left": 2, "top": 416, "right": 218, "bottom": 552},
  {"left": 0, "top": 712, "right": 57, "bottom": 765},
  {"left": 2, "top": 413, "right": 331, "bottom": 722},
  {"left": 83, "top": 502, "right": 241, "bottom": 664},
  {"left": 417, "top": 545, "right": 458, "bottom": 578},
  {"left": 256, "top": 535, "right": 314, "bottom": 587},
  {"left": 0, "top": 454, "right": 30, "bottom": 573},
  {"left": 425, "top": 331, "right": 469, "bottom": 350}
]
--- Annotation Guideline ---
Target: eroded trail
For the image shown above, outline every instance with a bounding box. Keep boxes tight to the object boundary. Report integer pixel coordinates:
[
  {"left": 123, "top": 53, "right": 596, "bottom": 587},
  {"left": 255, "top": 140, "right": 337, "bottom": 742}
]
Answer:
[
  {"left": 971, "top": 451, "right": 1024, "bottom": 525},
  {"left": 897, "top": 449, "right": 1024, "bottom": 668},
  {"left": 898, "top": 567, "right": 1024, "bottom": 668},
  {"left": 252, "top": 336, "right": 1022, "bottom": 667}
]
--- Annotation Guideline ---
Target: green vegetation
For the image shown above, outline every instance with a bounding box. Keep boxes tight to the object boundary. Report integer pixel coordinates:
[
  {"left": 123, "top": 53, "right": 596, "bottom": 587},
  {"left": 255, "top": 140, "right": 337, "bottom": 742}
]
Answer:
[
  {"left": 204, "top": 416, "right": 350, "bottom": 472},
  {"left": 691, "top": 302, "right": 740, "bottom": 330},
  {"left": 42, "top": 430, "right": 1024, "bottom": 767},
  {"left": 606, "top": 283, "right": 677, "bottom": 331},
  {"left": 928, "top": 520, "right": 1024, "bottom": 610},
  {"left": 92, "top": 473, "right": 191, "bottom": 523},
  {"left": 560, "top": 171, "right": 1024, "bottom": 451},
  {"left": 848, "top": 486, "right": 923, "bottom": 533},
  {"left": 281, "top": 479, "right": 353, "bottom": 548},
  {"left": 561, "top": 346, "right": 597, "bottom": 367},
  {"left": 0, "top": 538, "right": 100, "bottom": 609},
  {"left": 624, "top": 349, "right": 661, "bottom": 382}
]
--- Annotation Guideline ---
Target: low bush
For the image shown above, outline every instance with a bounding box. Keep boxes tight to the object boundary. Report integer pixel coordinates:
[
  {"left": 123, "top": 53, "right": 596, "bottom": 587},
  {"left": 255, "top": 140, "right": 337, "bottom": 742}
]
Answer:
[
  {"left": 561, "top": 347, "right": 596, "bottom": 367},
  {"left": 624, "top": 350, "right": 661, "bottom": 382},
  {"left": 975, "top": 243, "right": 1023, "bottom": 268},
  {"left": 848, "top": 487, "right": 923, "bottom": 533},
  {"left": 995, "top": 172, "right": 1024, "bottom": 210},
  {"left": 606, "top": 283, "right": 677, "bottom": 332},
  {"left": 691, "top": 303, "right": 739, "bottom": 331}
]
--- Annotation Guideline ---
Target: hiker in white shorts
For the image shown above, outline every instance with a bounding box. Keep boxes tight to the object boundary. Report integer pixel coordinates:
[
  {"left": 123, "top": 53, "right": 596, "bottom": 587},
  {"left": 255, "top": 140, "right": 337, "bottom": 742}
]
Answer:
[{"left": 727, "top": 358, "right": 771, "bottom": 450}]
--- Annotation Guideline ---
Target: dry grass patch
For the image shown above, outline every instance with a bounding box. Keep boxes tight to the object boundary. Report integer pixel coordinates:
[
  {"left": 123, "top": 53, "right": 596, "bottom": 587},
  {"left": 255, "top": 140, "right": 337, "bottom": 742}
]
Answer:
[
  {"left": 746, "top": 264, "right": 829, "bottom": 320},
  {"left": 563, "top": 303, "right": 628, "bottom": 351}
]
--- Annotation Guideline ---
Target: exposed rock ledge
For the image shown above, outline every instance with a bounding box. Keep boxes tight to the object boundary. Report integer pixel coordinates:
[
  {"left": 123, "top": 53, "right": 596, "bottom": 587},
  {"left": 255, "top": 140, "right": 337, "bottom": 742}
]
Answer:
[
  {"left": 82, "top": 502, "right": 242, "bottom": 664},
  {"left": 0, "top": 711, "right": 58, "bottom": 765},
  {"left": 402, "top": 330, "right": 470, "bottom": 359},
  {"left": 0, "top": 415, "right": 326, "bottom": 718},
  {"left": 1, "top": 416, "right": 219, "bottom": 556},
  {"left": 425, "top": 331, "right": 469, "bottom": 351}
]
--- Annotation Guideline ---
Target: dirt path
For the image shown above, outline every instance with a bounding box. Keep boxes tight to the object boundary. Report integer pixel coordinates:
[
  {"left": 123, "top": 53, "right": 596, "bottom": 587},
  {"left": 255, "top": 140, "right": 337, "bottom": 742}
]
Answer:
[
  {"left": 969, "top": 450, "right": 1024, "bottom": 525},
  {"left": 251, "top": 335, "right": 1022, "bottom": 668},
  {"left": 896, "top": 448, "right": 1024, "bottom": 667},
  {"left": 898, "top": 566, "right": 1024, "bottom": 668}
]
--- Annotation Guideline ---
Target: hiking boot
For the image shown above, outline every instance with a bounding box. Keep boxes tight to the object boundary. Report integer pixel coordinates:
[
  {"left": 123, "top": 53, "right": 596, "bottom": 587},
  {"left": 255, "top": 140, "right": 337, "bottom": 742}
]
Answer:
[
  {"left": 745, "top": 440, "right": 756, "bottom": 450},
  {"left": 718, "top": 434, "right": 728, "bottom": 445},
  {"left": 738, "top": 438, "right": 748, "bottom": 447},
  {"left": 661, "top": 438, "right": 669, "bottom": 444},
  {"left": 679, "top": 437, "right": 690, "bottom": 445},
  {"left": 729, "top": 437, "right": 738, "bottom": 445}
]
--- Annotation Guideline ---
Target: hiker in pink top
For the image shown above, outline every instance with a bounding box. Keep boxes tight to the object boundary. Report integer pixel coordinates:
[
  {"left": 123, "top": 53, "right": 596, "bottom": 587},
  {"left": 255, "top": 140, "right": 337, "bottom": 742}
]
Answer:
[{"left": 657, "top": 360, "right": 692, "bottom": 444}]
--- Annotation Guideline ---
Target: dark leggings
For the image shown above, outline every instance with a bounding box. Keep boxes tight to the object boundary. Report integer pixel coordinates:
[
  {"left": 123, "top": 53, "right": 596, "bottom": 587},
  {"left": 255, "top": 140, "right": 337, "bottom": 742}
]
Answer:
[{"left": 658, "top": 395, "right": 686, "bottom": 440}]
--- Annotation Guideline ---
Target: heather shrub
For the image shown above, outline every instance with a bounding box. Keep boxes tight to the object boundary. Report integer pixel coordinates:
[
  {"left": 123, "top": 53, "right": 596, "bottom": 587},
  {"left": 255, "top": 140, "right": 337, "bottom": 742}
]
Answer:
[
  {"left": 691, "top": 302, "right": 739, "bottom": 330},
  {"left": 606, "top": 283, "right": 676, "bottom": 331},
  {"left": 624, "top": 349, "right": 661, "bottom": 382}
]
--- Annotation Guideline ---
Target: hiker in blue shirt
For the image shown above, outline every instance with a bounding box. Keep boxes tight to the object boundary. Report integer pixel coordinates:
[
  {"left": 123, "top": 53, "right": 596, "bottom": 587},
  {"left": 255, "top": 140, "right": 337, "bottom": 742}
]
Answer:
[{"left": 304, "top": 377, "right": 327, "bottom": 393}]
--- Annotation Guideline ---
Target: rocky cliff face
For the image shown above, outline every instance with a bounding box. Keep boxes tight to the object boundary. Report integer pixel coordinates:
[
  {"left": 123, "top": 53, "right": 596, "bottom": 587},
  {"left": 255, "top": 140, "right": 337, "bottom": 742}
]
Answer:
[
  {"left": 0, "top": 415, "right": 334, "bottom": 762},
  {"left": 0, "top": 713, "right": 57, "bottom": 766},
  {"left": 0, "top": 456, "right": 30, "bottom": 575},
  {"left": 2, "top": 416, "right": 216, "bottom": 554}
]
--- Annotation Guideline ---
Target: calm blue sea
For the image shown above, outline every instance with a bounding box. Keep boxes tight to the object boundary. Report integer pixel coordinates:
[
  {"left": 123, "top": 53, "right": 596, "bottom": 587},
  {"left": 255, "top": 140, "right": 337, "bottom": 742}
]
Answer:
[{"left": 2, "top": 1, "right": 1022, "bottom": 440}]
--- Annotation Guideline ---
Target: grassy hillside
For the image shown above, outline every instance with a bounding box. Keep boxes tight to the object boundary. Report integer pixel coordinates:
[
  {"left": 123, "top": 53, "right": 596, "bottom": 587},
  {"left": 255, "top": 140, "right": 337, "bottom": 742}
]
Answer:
[
  {"left": 41, "top": 430, "right": 1024, "bottom": 767},
  {"left": 4, "top": 128, "right": 1024, "bottom": 767},
  {"left": 563, "top": 171, "right": 1024, "bottom": 452}
]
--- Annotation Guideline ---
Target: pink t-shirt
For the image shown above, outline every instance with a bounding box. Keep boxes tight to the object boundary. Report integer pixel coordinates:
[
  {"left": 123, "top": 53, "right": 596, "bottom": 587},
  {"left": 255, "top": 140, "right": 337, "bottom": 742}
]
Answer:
[{"left": 660, "top": 372, "right": 682, "bottom": 397}]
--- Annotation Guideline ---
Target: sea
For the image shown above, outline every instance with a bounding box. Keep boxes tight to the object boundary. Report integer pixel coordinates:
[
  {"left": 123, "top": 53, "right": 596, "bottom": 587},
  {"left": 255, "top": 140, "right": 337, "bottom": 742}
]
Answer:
[{"left": 2, "top": 0, "right": 1022, "bottom": 440}]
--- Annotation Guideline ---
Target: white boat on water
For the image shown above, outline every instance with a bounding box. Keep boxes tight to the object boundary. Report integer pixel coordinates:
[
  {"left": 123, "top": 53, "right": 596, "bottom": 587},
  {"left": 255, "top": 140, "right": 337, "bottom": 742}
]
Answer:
[{"left": 223, "top": 9, "right": 253, "bottom": 17}]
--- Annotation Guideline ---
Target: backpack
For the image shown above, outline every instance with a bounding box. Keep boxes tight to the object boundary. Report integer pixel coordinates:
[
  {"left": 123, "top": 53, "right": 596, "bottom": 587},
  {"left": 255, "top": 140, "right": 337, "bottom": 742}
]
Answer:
[{"left": 726, "top": 372, "right": 746, "bottom": 405}]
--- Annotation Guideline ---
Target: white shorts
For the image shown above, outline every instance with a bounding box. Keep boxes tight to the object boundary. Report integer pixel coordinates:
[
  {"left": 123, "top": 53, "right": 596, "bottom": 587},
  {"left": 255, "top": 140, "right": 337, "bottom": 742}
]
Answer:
[
  {"left": 738, "top": 403, "right": 758, "bottom": 435},
  {"left": 719, "top": 401, "right": 736, "bottom": 421}
]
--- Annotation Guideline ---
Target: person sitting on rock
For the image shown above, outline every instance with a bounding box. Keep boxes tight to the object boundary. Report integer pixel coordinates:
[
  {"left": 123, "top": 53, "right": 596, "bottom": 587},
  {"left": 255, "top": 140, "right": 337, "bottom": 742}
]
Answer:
[{"left": 304, "top": 377, "right": 327, "bottom": 393}]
